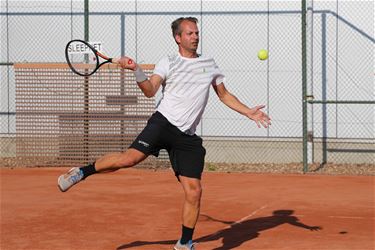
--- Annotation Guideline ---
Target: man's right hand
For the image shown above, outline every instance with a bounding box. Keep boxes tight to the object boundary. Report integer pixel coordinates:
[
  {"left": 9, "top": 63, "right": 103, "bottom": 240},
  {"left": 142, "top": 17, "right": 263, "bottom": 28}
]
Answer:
[{"left": 116, "top": 56, "right": 137, "bottom": 70}]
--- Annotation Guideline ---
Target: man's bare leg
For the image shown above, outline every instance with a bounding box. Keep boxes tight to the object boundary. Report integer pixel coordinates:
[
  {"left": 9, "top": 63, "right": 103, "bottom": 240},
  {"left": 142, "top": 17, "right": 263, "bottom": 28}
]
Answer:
[
  {"left": 58, "top": 148, "right": 147, "bottom": 192},
  {"left": 178, "top": 176, "right": 202, "bottom": 245},
  {"left": 94, "top": 148, "right": 148, "bottom": 172}
]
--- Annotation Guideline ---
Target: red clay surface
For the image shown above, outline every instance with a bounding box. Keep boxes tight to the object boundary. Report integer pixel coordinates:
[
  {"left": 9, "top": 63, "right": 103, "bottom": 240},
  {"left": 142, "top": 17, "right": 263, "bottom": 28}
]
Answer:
[{"left": 1, "top": 167, "right": 374, "bottom": 250}]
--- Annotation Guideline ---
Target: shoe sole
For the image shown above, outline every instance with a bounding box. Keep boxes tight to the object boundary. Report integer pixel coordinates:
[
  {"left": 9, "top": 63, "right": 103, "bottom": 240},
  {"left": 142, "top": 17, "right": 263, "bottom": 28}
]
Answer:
[
  {"left": 57, "top": 175, "right": 68, "bottom": 192},
  {"left": 174, "top": 247, "right": 192, "bottom": 250}
]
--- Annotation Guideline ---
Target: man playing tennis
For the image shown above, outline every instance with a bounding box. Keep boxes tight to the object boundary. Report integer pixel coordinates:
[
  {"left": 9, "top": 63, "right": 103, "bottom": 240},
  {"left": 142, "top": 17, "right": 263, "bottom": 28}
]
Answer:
[{"left": 58, "top": 17, "right": 271, "bottom": 250}]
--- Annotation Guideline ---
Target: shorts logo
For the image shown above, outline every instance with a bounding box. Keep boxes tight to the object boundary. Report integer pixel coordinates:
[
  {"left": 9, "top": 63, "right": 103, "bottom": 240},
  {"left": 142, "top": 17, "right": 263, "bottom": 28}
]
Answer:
[{"left": 138, "top": 140, "right": 149, "bottom": 147}]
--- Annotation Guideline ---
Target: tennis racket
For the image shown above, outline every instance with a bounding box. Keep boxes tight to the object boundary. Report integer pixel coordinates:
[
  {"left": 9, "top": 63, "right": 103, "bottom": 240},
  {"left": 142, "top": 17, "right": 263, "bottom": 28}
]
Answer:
[{"left": 65, "top": 39, "right": 132, "bottom": 76}]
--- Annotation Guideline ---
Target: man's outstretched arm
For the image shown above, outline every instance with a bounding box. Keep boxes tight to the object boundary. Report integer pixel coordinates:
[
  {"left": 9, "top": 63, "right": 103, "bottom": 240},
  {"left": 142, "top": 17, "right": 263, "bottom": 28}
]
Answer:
[{"left": 212, "top": 83, "right": 271, "bottom": 128}]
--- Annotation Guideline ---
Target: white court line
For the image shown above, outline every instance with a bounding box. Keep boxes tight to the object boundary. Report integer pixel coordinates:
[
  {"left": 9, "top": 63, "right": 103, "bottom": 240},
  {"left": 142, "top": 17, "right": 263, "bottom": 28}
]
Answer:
[
  {"left": 231, "top": 205, "right": 269, "bottom": 226},
  {"left": 206, "top": 204, "right": 268, "bottom": 239}
]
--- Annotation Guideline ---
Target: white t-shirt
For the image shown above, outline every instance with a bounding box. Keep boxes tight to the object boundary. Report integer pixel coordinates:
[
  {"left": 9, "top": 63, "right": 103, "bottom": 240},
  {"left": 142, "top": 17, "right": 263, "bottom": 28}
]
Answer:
[{"left": 153, "top": 53, "right": 225, "bottom": 135}]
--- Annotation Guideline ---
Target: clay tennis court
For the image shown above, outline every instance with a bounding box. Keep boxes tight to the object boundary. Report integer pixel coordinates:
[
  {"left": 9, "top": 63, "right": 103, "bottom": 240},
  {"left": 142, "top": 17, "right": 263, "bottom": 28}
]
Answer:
[{"left": 1, "top": 167, "right": 374, "bottom": 250}]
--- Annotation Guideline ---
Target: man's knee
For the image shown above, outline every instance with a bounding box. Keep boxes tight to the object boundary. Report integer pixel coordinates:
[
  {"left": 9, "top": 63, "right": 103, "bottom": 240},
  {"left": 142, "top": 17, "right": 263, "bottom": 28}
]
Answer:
[
  {"left": 184, "top": 183, "right": 202, "bottom": 205},
  {"left": 117, "top": 149, "right": 146, "bottom": 168}
]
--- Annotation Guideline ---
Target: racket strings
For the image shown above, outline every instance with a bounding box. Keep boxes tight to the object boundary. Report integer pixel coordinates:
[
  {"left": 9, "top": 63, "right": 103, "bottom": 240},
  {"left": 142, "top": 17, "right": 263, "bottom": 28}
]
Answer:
[{"left": 66, "top": 40, "right": 99, "bottom": 76}]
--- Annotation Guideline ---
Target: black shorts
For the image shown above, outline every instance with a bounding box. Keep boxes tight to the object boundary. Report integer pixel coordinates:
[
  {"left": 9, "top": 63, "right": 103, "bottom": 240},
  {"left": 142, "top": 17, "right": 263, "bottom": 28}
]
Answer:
[{"left": 129, "top": 112, "right": 206, "bottom": 180}]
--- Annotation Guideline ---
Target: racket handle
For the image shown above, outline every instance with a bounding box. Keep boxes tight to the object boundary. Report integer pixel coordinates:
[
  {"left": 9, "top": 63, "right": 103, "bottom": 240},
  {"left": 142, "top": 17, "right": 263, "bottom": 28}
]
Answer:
[
  {"left": 111, "top": 57, "right": 133, "bottom": 65},
  {"left": 111, "top": 57, "right": 120, "bottom": 64}
]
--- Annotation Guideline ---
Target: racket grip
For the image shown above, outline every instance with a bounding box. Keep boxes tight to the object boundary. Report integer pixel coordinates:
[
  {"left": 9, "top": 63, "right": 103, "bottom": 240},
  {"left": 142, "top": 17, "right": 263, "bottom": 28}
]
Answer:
[
  {"left": 112, "top": 58, "right": 133, "bottom": 65},
  {"left": 111, "top": 57, "right": 119, "bottom": 64}
]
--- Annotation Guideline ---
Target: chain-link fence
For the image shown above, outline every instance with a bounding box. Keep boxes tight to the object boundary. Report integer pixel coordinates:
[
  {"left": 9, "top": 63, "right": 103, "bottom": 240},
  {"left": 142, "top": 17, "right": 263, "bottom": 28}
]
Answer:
[{"left": 0, "top": 0, "right": 374, "bottom": 171}]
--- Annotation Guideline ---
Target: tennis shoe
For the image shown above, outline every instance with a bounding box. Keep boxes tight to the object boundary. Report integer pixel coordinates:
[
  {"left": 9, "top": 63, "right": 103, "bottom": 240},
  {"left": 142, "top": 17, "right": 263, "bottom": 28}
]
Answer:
[
  {"left": 173, "top": 239, "right": 196, "bottom": 250},
  {"left": 58, "top": 167, "right": 83, "bottom": 192}
]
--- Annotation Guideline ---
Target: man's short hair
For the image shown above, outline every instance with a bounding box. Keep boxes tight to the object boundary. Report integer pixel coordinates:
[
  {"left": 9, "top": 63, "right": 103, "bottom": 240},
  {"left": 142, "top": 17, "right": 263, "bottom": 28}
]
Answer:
[{"left": 171, "top": 17, "right": 198, "bottom": 42}]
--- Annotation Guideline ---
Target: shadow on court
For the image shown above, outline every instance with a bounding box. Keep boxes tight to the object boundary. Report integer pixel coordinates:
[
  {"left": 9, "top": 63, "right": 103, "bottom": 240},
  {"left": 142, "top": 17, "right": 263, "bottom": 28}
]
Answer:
[{"left": 116, "top": 210, "right": 322, "bottom": 249}]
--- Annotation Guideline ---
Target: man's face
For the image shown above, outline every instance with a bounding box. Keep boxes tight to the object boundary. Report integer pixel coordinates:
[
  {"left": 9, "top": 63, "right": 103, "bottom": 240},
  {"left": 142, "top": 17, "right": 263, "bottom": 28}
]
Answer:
[{"left": 175, "top": 20, "right": 199, "bottom": 53}]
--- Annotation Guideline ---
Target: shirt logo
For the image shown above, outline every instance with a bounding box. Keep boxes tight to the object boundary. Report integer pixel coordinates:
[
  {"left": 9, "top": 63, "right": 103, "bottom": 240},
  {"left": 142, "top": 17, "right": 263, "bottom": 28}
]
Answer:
[{"left": 138, "top": 140, "right": 149, "bottom": 147}]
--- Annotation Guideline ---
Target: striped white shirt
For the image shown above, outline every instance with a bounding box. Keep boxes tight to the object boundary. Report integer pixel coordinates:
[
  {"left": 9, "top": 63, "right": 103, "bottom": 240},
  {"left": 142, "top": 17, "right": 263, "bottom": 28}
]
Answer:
[{"left": 153, "top": 53, "right": 225, "bottom": 135}]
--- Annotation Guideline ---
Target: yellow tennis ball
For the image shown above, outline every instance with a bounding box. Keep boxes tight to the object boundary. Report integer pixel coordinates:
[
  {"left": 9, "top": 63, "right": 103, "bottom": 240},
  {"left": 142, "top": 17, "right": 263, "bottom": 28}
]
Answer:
[{"left": 258, "top": 49, "right": 268, "bottom": 60}]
